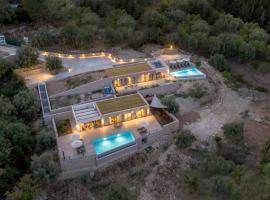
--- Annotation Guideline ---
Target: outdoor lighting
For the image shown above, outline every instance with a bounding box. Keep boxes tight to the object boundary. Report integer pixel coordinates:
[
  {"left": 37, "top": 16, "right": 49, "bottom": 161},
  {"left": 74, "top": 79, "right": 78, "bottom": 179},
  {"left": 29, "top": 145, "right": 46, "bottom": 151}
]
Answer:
[
  {"left": 58, "top": 53, "right": 62, "bottom": 58},
  {"left": 101, "top": 52, "right": 105, "bottom": 56},
  {"left": 68, "top": 68, "right": 71, "bottom": 72},
  {"left": 103, "top": 137, "right": 107, "bottom": 141},
  {"left": 43, "top": 51, "right": 48, "bottom": 56},
  {"left": 117, "top": 134, "right": 120, "bottom": 137},
  {"left": 170, "top": 45, "right": 173, "bottom": 49},
  {"left": 147, "top": 108, "right": 150, "bottom": 115},
  {"left": 92, "top": 53, "right": 96, "bottom": 56},
  {"left": 119, "top": 59, "right": 123, "bottom": 62},
  {"left": 131, "top": 59, "right": 135, "bottom": 62},
  {"left": 81, "top": 54, "right": 85, "bottom": 58},
  {"left": 76, "top": 124, "right": 80, "bottom": 131},
  {"left": 144, "top": 58, "right": 147, "bottom": 61},
  {"left": 69, "top": 54, "right": 73, "bottom": 58}
]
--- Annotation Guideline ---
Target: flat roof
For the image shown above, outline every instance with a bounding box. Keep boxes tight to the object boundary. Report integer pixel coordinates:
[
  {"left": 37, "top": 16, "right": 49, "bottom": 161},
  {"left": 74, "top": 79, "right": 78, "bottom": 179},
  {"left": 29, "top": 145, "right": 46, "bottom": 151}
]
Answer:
[
  {"left": 96, "top": 94, "right": 148, "bottom": 115},
  {"left": 104, "top": 63, "right": 152, "bottom": 77}
]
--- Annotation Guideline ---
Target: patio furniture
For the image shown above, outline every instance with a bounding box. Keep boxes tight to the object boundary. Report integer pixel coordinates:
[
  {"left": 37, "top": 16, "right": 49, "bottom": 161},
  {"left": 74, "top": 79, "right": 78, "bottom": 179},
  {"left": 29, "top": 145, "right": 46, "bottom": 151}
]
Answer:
[
  {"left": 76, "top": 145, "right": 86, "bottom": 154},
  {"left": 71, "top": 140, "right": 83, "bottom": 148}
]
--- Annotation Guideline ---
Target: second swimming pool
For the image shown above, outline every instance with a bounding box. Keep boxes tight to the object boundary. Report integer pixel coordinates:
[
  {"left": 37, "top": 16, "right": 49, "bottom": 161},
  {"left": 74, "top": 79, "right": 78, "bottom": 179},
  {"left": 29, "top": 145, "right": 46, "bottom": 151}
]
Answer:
[{"left": 170, "top": 67, "right": 206, "bottom": 79}]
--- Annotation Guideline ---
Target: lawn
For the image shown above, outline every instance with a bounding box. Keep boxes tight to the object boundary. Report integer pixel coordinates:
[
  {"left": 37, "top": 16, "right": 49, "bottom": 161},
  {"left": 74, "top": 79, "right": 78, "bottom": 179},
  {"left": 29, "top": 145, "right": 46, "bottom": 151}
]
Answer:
[{"left": 97, "top": 94, "right": 147, "bottom": 114}]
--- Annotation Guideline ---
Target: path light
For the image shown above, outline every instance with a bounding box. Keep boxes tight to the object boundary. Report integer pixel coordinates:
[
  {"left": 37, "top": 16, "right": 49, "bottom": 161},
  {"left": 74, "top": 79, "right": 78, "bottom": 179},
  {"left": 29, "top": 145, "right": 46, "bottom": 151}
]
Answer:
[
  {"left": 69, "top": 54, "right": 73, "bottom": 58},
  {"left": 68, "top": 68, "right": 71, "bottom": 72},
  {"left": 43, "top": 51, "right": 48, "bottom": 56},
  {"left": 144, "top": 58, "right": 147, "bottom": 61},
  {"left": 131, "top": 59, "right": 135, "bottom": 62},
  {"left": 170, "top": 45, "right": 173, "bottom": 49},
  {"left": 119, "top": 59, "right": 123, "bottom": 62},
  {"left": 80, "top": 54, "right": 85, "bottom": 58},
  {"left": 92, "top": 53, "right": 96, "bottom": 56},
  {"left": 58, "top": 53, "right": 62, "bottom": 58},
  {"left": 101, "top": 52, "right": 105, "bottom": 56}
]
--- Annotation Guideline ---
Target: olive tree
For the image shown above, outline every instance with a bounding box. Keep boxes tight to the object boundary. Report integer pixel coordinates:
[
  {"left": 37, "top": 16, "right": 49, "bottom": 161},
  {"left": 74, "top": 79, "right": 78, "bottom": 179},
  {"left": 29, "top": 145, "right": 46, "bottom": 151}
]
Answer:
[
  {"left": 209, "top": 54, "right": 227, "bottom": 71},
  {"left": 13, "top": 89, "right": 40, "bottom": 121},
  {"left": 15, "top": 46, "right": 39, "bottom": 68},
  {"left": 46, "top": 56, "right": 63, "bottom": 72},
  {"left": 31, "top": 152, "right": 59, "bottom": 184}
]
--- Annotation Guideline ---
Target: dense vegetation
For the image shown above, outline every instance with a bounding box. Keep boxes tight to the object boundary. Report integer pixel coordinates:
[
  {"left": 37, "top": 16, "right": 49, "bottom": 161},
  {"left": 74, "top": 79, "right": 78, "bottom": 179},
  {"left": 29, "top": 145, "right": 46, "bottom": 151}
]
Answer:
[
  {"left": 1, "top": 0, "right": 269, "bottom": 73},
  {"left": 0, "top": 57, "right": 58, "bottom": 198}
]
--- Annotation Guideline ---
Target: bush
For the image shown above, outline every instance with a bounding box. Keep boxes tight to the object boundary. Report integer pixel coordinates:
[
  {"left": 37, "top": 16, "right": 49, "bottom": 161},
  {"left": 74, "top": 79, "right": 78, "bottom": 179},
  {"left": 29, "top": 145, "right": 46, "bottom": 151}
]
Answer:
[
  {"left": 210, "top": 176, "right": 238, "bottom": 197},
  {"left": 222, "top": 122, "right": 244, "bottom": 145},
  {"left": 5, "top": 174, "right": 39, "bottom": 200},
  {"left": 30, "top": 152, "right": 59, "bottom": 184},
  {"left": 15, "top": 46, "right": 39, "bottom": 68},
  {"left": 205, "top": 156, "right": 235, "bottom": 175},
  {"left": 175, "top": 130, "right": 196, "bottom": 149},
  {"left": 184, "top": 83, "right": 207, "bottom": 99},
  {"left": 209, "top": 54, "right": 227, "bottom": 71},
  {"left": 105, "top": 186, "right": 135, "bottom": 200},
  {"left": 45, "top": 56, "right": 63, "bottom": 72},
  {"left": 161, "top": 96, "right": 179, "bottom": 114},
  {"left": 36, "top": 129, "right": 56, "bottom": 153}
]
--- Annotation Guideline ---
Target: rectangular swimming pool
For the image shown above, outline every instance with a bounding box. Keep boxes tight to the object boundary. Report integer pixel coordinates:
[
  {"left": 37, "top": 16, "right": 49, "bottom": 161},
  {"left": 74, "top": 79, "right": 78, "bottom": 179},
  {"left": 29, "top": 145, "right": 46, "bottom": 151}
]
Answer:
[
  {"left": 92, "top": 131, "right": 136, "bottom": 158},
  {"left": 170, "top": 67, "right": 206, "bottom": 79}
]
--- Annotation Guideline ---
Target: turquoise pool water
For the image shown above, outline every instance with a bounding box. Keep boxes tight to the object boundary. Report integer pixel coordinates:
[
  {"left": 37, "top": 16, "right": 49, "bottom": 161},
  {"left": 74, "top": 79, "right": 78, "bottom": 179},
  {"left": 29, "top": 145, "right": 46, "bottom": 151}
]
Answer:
[
  {"left": 170, "top": 67, "right": 205, "bottom": 78},
  {"left": 92, "top": 131, "right": 136, "bottom": 157}
]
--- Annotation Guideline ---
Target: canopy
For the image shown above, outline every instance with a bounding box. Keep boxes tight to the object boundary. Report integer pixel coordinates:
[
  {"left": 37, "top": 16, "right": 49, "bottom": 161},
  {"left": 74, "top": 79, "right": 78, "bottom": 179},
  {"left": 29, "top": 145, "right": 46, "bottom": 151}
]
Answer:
[{"left": 150, "top": 95, "right": 167, "bottom": 108}]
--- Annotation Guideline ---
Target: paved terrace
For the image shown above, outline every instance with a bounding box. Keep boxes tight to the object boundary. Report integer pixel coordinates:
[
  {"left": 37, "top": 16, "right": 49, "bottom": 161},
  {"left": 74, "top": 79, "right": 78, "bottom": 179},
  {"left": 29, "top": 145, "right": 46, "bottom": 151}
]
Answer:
[{"left": 58, "top": 115, "right": 162, "bottom": 160}]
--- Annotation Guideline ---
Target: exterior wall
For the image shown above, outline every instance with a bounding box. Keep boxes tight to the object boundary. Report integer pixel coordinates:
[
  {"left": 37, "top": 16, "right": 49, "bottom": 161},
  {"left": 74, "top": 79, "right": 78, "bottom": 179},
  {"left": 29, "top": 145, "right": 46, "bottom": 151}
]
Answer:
[
  {"left": 57, "top": 113, "right": 179, "bottom": 179},
  {"left": 139, "top": 83, "right": 179, "bottom": 97}
]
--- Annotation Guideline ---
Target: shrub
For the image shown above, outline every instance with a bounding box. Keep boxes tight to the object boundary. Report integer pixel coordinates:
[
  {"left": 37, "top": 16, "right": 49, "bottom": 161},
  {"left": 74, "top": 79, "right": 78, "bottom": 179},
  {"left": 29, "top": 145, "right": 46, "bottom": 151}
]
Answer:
[
  {"left": 161, "top": 96, "right": 179, "bottom": 114},
  {"left": 175, "top": 130, "right": 196, "bottom": 149},
  {"left": 209, "top": 54, "right": 227, "bottom": 71},
  {"left": 36, "top": 129, "right": 56, "bottom": 153},
  {"left": 30, "top": 152, "right": 59, "bottom": 184},
  {"left": 222, "top": 122, "right": 244, "bottom": 145},
  {"left": 210, "top": 176, "right": 238, "bottom": 197},
  {"left": 45, "top": 56, "right": 63, "bottom": 72},
  {"left": 15, "top": 46, "right": 39, "bottom": 68},
  {"left": 205, "top": 156, "right": 235, "bottom": 175},
  {"left": 184, "top": 83, "right": 207, "bottom": 99},
  {"left": 5, "top": 174, "right": 39, "bottom": 200}
]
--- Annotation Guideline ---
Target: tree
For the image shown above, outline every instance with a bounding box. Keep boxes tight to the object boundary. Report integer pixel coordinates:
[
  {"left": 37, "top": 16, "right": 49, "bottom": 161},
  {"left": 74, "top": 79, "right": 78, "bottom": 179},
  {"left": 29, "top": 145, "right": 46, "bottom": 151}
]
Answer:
[
  {"left": 15, "top": 46, "right": 39, "bottom": 68},
  {"left": 175, "top": 130, "right": 196, "bottom": 149},
  {"left": 60, "top": 23, "right": 79, "bottom": 47},
  {"left": 161, "top": 96, "right": 179, "bottom": 114},
  {"left": 0, "top": 95, "right": 16, "bottom": 118},
  {"left": 0, "top": 58, "right": 12, "bottom": 78},
  {"left": 13, "top": 90, "right": 40, "bottom": 121},
  {"left": 36, "top": 129, "right": 56, "bottom": 153},
  {"left": 31, "top": 152, "right": 59, "bottom": 184},
  {"left": 213, "top": 14, "right": 243, "bottom": 34},
  {"left": 22, "top": 0, "right": 48, "bottom": 21},
  {"left": 45, "top": 0, "right": 75, "bottom": 21},
  {"left": 209, "top": 54, "right": 227, "bottom": 71},
  {"left": 46, "top": 56, "right": 63, "bottom": 72},
  {"left": 238, "top": 42, "right": 256, "bottom": 62},
  {"left": 5, "top": 175, "right": 39, "bottom": 200},
  {"left": 31, "top": 27, "right": 54, "bottom": 48}
]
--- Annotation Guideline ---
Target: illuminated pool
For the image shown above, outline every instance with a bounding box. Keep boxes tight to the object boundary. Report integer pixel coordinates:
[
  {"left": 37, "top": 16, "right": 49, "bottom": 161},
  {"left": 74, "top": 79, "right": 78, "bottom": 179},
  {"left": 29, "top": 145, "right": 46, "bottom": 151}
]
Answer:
[
  {"left": 92, "top": 131, "right": 136, "bottom": 158},
  {"left": 170, "top": 67, "right": 206, "bottom": 79}
]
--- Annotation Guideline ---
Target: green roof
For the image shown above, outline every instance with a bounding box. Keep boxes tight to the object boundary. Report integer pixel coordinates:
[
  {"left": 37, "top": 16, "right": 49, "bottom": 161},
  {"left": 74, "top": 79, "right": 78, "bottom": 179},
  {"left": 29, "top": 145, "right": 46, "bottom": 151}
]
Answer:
[
  {"left": 97, "top": 94, "right": 147, "bottom": 114},
  {"left": 104, "top": 63, "right": 152, "bottom": 77}
]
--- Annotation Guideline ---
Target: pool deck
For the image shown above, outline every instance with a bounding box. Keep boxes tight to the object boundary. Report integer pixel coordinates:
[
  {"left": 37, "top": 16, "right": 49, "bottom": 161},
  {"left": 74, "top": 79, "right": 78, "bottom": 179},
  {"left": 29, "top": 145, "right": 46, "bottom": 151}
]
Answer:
[{"left": 58, "top": 115, "right": 162, "bottom": 160}]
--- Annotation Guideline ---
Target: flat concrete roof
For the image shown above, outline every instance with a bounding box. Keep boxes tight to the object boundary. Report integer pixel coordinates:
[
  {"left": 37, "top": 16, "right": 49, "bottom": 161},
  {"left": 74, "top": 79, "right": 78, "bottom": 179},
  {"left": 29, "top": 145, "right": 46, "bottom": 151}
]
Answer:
[
  {"left": 104, "top": 63, "right": 152, "bottom": 77},
  {"left": 96, "top": 94, "right": 148, "bottom": 115}
]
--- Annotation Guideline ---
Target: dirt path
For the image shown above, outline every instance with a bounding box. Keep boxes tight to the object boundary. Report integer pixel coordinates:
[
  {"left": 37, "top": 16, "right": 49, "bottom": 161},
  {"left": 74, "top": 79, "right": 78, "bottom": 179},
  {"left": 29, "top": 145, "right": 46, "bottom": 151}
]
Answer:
[{"left": 183, "top": 61, "right": 251, "bottom": 141}]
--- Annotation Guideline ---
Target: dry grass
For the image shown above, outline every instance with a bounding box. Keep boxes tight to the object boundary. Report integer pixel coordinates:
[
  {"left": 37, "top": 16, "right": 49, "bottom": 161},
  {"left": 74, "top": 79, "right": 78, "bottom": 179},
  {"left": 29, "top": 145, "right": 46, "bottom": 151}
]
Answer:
[
  {"left": 97, "top": 94, "right": 147, "bottom": 114},
  {"left": 104, "top": 63, "right": 152, "bottom": 77}
]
